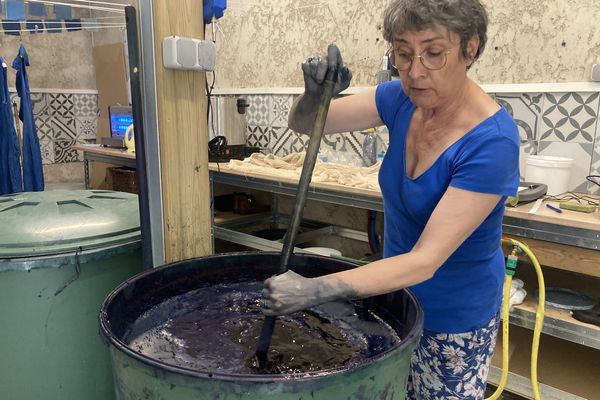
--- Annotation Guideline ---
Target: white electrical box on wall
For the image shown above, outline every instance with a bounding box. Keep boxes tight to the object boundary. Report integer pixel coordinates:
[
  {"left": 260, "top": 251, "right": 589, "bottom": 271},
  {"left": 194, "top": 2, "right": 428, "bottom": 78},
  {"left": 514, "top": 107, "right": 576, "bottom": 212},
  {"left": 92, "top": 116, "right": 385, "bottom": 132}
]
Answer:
[
  {"left": 592, "top": 64, "right": 600, "bottom": 82},
  {"left": 162, "top": 36, "right": 216, "bottom": 71}
]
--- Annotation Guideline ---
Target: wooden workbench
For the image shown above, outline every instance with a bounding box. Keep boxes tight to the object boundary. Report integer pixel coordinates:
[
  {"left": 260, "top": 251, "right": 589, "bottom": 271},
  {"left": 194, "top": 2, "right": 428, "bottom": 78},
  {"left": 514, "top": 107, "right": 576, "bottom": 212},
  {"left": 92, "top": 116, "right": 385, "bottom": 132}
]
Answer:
[
  {"left": 209, "top": 161, "right": 600, "bottom": 399},
  {"left": 74, "top": 144, "right": 136, "bottom": 189}
]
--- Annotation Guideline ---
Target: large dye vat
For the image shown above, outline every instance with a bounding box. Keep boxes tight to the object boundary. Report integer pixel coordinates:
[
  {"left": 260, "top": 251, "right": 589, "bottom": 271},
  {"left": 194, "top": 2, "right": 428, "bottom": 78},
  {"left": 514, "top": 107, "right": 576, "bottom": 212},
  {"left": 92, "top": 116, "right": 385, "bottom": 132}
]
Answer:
[{"left": 100, "top": 252, "right": 423, "bottom": 400}]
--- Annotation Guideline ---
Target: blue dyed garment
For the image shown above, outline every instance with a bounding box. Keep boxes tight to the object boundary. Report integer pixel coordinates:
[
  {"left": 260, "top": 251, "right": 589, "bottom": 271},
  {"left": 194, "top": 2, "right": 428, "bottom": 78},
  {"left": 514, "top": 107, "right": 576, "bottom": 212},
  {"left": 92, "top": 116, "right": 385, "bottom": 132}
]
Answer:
[
  {"left": 2, "top": 20, "right": 21, "bottom": 36},
  {"left": 53, "top": 4, "right": 72, "bottom": 20},
  {"left": 45, "top": 19, "right": 62, "bottom": 33},
  {"left": 28, "top": 3, "right": 47, "bottom": 17},
  {"left": 12, "top": 45, "right": 44, "bottom": 192},
  {"left": 26, "top": 20, "right": 45, "bottom": 34},
  {"left": 65, "top": 19, "right": 82, "bottom": 32},
  {"left": 6, "top": 0, "right": 26, "bottom": 20},
  {"left": 376, "top": 80, "right": 519, "bottom": 332},
  {"left": 0, "top": 58, "right": 23, "bottom": 195}
]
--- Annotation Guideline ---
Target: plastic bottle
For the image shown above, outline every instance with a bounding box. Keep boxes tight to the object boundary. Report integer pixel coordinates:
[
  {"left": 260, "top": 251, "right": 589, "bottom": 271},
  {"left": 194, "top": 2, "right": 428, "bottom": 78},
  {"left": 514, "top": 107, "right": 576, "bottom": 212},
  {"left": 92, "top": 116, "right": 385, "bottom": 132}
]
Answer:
[
  {"left": 376, "top": 54, "right": 392, "bottom": 84},
  {"left": 318, "top": 147, "right": 330, "bottom": 163},
  {"left": 362, "top": 128, "right": 377, "bottom": 167}
]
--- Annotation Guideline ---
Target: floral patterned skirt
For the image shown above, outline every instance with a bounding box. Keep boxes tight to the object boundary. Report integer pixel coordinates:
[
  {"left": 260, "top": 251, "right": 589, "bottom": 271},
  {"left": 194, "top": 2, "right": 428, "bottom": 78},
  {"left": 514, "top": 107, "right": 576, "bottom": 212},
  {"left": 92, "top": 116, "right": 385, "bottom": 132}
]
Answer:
[{"left": 406, "top": 313, "right": 500, "bottom": 400}]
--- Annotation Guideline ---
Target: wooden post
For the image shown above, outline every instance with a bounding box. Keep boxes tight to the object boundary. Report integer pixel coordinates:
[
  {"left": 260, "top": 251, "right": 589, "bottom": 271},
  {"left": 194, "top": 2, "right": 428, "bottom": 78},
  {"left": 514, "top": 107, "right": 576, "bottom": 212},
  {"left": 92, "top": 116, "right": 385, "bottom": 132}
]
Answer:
[{"left": 152, "top": 0, "right": 211, "bottom": 262}]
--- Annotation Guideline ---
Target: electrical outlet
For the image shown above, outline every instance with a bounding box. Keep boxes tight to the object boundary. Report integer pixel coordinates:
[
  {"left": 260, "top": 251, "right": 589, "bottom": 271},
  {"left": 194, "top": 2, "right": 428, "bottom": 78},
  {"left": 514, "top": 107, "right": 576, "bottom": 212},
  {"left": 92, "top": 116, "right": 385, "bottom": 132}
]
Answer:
[
  {"left": 197, "top": 41, "right": 217, "bottom": 71},
  {"left": 592, "top": 64, "right": 600, "bottom": 82},
  {"left": 163, "top": 36, "right": 216, "bottom": 71}
]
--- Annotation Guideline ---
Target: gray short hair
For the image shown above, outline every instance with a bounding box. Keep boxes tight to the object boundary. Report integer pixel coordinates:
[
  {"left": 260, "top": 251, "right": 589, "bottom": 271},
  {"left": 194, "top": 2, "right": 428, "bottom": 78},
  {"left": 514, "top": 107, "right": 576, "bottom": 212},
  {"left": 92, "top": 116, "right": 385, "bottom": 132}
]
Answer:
[{"left": 383, "top": 0, "right": 488, "bottom": 63}]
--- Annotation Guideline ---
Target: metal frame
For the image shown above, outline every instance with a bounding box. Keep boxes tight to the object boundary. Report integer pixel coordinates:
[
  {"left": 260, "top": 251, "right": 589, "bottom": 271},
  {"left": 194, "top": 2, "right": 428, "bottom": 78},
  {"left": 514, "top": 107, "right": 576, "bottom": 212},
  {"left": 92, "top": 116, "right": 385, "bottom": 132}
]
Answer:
[
  {"left": 211, "top": 168, "right": 600, "bottom": 251},
  {"left": 137, "top": 2, "right": 166, "bottom": 267},
  {"left": 209, "top": 168, "right": 600, "bottom": 362},
  {"left": 213, "top": 211, "right": 369, "bottom": 253},
  {"left": 487, "top": 367, "right": 586, "bottom": 400},
  {"left": 210, "top": 169, "right": 384, "bottom": 212},
  {"left": 503, "top": 215, "right": 600, "bottom": 250}
]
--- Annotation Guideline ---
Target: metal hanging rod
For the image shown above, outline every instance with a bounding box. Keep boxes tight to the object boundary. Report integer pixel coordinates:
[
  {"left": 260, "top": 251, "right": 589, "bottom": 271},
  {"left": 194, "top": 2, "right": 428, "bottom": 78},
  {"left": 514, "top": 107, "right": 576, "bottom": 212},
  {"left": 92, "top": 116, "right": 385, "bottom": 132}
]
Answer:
[
  {"left": 64, "top": 0, "right": 130, "bottom": 6},
  {"left": 0, "top": 24, "right": 125, "bottom": 34},
  {"left": 24, "top": 0, "right": 126, "bottom": 14},
  {"left": 3, "top": 20, "right": 125, "bottom": 25}
]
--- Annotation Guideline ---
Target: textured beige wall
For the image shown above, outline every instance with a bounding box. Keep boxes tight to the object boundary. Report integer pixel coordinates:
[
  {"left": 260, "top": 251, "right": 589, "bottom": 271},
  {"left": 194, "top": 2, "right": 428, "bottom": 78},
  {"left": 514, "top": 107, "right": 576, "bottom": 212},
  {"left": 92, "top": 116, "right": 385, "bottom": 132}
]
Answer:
[
  {"left": 479, "top": 0, "right": 600, "bottom": 84},
  {"left": 0, "top": 0, "right": 131, "bottom": 89},
  {"left": 0, "top": 15, "right": 96, "bottom": 89},
  {"left": 214, "top": 0, "right": 600, "bottom": 88}
]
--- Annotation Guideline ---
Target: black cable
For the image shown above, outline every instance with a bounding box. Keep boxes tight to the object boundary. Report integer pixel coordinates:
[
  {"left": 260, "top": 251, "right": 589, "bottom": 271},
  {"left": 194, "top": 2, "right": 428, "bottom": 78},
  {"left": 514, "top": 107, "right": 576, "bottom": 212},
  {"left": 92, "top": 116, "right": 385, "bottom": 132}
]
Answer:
[
  {"left": 204, "top": 21, "right": 217, "bottom": 138},
  {"left": 206, "top": 71, "right": 216, "bottom": 134},
  {"left": 544, "top": 191, "right": 599, "bottom": 206},
  {"left": 586, "top": 175, "right": 600, "bottom": 188}
]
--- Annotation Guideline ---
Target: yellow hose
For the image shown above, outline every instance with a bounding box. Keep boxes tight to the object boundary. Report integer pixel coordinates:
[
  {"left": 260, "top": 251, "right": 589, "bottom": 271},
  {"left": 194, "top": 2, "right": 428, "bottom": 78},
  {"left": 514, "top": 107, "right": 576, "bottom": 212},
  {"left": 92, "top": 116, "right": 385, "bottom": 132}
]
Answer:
[
  {"left": 486, "top": 274, "right": 512, "bottom": 400},
  {"left": 486, "top": 238, "right": 545, "bottom": 400}
]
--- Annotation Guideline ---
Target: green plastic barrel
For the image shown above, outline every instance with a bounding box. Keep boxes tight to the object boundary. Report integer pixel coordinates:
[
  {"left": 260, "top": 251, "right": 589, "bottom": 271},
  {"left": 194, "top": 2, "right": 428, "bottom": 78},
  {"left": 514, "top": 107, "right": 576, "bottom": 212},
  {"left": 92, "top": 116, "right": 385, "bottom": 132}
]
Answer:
[
  {"left": 100, "top": 252, "right": 423, "bottom": 400},
  {"left": 0, "top": 190, "right": 143, "bottom": 400}
]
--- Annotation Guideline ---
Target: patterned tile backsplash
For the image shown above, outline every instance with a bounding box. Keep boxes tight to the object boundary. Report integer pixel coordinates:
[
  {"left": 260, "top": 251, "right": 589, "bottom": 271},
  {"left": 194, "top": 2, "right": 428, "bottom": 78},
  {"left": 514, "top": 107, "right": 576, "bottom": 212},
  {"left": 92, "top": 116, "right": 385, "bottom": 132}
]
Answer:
[
  {"left": 9, "top": 91, "right": 98, "bottom": 165},
  {"left": 11, "top": 88, "right": 600, "bottom": 195},
  {"left": 215, "top": 90, "right": 600, "bottom": 194}
]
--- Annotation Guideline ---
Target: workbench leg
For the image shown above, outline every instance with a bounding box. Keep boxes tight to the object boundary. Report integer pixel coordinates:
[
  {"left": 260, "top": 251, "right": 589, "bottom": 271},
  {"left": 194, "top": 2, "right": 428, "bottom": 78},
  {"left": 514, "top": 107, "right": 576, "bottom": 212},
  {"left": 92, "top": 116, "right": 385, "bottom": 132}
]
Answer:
[{"left": 210, "top": 174, "right": 215, "bottom": 255}]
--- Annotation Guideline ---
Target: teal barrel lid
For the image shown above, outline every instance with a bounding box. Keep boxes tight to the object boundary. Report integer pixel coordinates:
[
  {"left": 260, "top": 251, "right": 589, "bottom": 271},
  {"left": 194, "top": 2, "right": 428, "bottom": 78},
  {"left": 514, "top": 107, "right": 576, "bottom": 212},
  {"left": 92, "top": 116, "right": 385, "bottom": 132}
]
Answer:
[{"left": 0, "top": 190, "right": 141, "bottom": 258}]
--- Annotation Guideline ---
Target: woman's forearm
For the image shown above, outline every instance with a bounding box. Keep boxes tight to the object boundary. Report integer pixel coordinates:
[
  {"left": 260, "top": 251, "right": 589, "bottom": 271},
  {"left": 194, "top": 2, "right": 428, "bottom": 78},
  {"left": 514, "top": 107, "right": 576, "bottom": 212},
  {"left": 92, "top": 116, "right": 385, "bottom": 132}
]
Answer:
[{"left": 318, "top": 251, "right": 438, "bottom": 301}]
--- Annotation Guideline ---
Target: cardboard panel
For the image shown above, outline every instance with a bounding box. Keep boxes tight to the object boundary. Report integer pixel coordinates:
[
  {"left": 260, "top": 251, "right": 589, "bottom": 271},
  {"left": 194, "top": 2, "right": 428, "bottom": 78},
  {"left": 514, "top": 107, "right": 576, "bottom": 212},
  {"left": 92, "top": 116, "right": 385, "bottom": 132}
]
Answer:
[{"left": 91, "top": 43, "right": 129, "bottom": 189}]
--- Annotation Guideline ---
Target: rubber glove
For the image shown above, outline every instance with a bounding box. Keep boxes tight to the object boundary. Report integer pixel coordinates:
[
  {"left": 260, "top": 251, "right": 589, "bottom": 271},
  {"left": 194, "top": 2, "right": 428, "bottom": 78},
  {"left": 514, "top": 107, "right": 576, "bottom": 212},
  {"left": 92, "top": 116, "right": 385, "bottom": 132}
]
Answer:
[
  {"left": 288, "top": 44, "right": 352, "bottom": 134},
  {"left": 261, "top": 270, "right": 334, "bottom": 316},
  {"left": 302, "top": 44, "right": 352, "bottom": 100}
]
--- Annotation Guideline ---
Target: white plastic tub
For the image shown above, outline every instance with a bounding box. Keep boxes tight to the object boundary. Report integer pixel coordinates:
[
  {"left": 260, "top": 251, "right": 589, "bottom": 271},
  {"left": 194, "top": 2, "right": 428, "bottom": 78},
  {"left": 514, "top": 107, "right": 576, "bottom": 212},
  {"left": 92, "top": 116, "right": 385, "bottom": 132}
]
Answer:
[
  {"left": 304, "top": 247, "right": 342, "bottom": 257},
  {"left": 525, "top": 155, "right": 574, "bottom": 195}
]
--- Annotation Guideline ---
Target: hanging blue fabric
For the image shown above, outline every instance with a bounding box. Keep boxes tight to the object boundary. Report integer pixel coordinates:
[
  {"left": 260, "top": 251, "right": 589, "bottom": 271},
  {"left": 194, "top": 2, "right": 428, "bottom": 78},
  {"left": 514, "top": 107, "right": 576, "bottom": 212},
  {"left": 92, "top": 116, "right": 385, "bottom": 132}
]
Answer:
[
  {"left": 45, "top": 19, "right": 63, "bottom": 33},
  {"left": 0, "top": 57, "right": 23, "bottom": 195},
  {"left": 12, "top": 45, "right": 44, "bottom": 192},
  {"left": 6, "top": 0, "right": 26, "bottom": 20},
  {"left": 54, "top": 4, "right": 72, "bottom": 20},
  {"left": 65, "top": 19, "right": 82, "bottom": 32},
  {"left": 2, "top": 20, "right": 21, "bottom": 36},
  {"left": 28, "top": 3, "right": 48, "bottom": 17},
  {"left": 26, "top": 20, "right": 45, "bottom": 34}
]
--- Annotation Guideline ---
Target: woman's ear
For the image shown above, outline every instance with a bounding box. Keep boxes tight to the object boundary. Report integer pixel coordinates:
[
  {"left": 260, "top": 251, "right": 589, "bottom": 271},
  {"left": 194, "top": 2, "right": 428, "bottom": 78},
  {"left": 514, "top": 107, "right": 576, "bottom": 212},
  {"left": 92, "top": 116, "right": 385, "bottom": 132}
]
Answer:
[{"left": 467, "top": 36, "right": 480, "bottom": 64}]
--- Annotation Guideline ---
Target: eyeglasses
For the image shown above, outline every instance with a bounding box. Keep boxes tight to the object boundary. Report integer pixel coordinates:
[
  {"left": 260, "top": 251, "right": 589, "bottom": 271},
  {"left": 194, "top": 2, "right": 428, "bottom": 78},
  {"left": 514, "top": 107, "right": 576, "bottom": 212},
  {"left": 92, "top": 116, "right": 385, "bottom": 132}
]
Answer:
[{"left": 391, "top": 48, "right": 452, "bottom": 71}]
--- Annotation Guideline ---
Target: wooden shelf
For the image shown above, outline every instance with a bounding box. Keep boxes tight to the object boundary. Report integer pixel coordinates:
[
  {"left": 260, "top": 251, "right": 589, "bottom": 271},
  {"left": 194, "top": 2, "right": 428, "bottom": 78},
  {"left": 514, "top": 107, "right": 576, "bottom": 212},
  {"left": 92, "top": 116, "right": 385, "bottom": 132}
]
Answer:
[
  {"left": 491, "top": 325, "right": 600, "bottom": 400},
  {"left": 510, "top": 296, "right": 600, "bottom": 350},
  {"left": 488, "top": 367, "right": 585, "bottom": 400},
  {"left": 503, "top": 234, "right": 600, "bottom": 278},
  {"left": 213, "top": 211, "right": 243, "bottom": 225}
]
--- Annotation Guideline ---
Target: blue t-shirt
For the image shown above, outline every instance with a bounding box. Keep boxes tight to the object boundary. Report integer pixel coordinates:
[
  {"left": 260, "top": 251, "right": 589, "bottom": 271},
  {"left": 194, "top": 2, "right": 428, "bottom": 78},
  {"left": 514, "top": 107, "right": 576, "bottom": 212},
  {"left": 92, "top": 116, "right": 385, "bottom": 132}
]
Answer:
[{"left": 376, "top": 80, "right": 520, "bottom": 333}]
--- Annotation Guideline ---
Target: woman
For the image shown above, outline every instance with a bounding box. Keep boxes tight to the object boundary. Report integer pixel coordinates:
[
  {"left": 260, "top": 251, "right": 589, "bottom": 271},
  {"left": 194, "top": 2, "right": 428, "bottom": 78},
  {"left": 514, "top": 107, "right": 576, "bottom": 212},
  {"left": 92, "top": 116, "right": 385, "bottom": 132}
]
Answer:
[{"left": 261, "top": 0, "right": 520, "bottom": 398}]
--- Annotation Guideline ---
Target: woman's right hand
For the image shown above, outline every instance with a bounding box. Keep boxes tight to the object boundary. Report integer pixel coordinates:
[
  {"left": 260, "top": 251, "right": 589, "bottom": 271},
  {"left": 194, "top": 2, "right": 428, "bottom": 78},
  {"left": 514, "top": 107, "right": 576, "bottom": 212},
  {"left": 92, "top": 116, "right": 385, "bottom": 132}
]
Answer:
[
  {"left": 261, "top": 270, "right": 323, "bottom": 316},
  {"left": 302, "top": 44, "right": 352, "bottom": 98}
]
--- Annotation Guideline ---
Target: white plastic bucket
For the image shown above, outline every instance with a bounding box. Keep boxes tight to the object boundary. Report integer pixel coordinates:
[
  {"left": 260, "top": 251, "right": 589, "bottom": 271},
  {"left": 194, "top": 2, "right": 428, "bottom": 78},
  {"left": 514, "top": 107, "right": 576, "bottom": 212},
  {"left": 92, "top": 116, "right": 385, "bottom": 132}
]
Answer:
[
  {"left": 525, "top": 155, "right": 574, "bottom": 195},
  {"left": 304, "top": 247, "right": 342, "bottom": 257}
]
